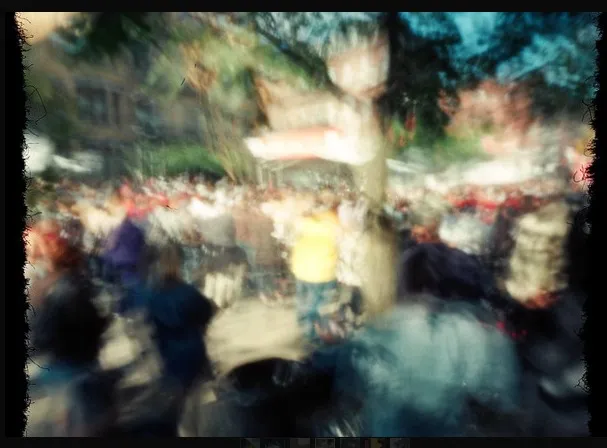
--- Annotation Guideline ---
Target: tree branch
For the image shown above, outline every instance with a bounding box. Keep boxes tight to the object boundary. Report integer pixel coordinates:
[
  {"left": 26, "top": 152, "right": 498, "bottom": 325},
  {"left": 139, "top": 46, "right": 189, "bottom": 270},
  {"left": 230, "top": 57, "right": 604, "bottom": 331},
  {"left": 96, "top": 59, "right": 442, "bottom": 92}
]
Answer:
[{"left": 250, "top": 21, "right": 347, "bottom": 100}]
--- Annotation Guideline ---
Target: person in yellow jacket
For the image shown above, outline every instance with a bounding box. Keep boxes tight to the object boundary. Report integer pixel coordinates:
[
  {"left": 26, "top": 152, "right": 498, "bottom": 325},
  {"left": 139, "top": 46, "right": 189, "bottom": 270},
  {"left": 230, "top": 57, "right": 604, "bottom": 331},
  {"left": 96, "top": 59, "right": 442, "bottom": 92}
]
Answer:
[{"left": 290, "top": 200, "right": 341, "bottom": 342}]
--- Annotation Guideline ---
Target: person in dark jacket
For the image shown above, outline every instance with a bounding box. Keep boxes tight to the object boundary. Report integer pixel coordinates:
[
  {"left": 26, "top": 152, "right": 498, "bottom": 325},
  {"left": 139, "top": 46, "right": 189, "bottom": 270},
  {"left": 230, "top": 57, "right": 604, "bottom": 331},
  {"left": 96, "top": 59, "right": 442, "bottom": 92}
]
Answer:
[
  {"left": 396, "top": 242, "right": 499, "bottom": 306},
  {"left": 119, "top": 242, "right": 216, "bottom": 436},
  {"left": 27, "top": 274, "right": 115, "bottom": 437}
]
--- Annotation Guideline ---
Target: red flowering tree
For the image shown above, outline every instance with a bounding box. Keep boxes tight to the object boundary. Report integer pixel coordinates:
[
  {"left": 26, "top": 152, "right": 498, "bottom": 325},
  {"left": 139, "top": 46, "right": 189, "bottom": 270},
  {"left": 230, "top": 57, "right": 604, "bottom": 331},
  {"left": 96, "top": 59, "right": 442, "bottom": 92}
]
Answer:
[{"left": 442, "top": 79, "right": 537, "bottom": 156}]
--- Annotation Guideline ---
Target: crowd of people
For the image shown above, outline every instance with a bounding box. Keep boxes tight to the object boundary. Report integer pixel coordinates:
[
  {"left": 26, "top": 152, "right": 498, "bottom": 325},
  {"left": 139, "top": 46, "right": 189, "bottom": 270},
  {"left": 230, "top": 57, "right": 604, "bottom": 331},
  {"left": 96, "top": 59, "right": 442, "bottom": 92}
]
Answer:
[{"left": 24, "top": 171, "right": 589, "bottom": 437}]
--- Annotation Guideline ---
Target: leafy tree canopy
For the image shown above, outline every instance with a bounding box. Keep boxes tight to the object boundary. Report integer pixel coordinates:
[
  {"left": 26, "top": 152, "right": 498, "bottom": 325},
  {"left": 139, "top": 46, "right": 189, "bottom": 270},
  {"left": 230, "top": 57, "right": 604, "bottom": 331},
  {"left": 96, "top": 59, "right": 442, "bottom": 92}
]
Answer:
[{"left": 53, "top": 12, "right": 598, "bottom": 140}]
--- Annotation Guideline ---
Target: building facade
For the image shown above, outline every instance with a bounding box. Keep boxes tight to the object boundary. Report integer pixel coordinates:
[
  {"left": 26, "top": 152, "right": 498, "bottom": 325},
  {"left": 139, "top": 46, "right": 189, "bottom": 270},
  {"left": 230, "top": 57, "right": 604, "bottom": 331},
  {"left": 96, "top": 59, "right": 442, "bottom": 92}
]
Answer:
[{"left": 26, "top": 31, "right": 205, "bottom": 174}]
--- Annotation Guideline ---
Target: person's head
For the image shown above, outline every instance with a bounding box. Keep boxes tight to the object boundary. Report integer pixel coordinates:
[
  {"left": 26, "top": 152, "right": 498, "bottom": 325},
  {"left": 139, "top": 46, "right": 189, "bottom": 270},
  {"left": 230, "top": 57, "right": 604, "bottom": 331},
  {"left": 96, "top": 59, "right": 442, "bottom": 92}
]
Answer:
[
  {"left": 411, "top": 225, "right": 438, "bottom": 243},
  {"left": 48, "top": 239, "right": 83, "bottom": 273},
  {"left": 30, "top": 274, "right": 108, "bottom": 364},
  {"left": 104, "top": 189, "right": 126, "bottom": 218},
  {"left": 29, "top": 220, "right": 81, "bottom": 270},
  {"left": 56, "top": 198, "right": 75, "bottom": 216},
  {"left": 396, "top": 243, "right": 496, "bottom": 304},
  {"left": 327, "top": 197, "right": 341, "bottom": 214},
  {"left": 147, "top": 241, "right": 184, "bottom": 286}
]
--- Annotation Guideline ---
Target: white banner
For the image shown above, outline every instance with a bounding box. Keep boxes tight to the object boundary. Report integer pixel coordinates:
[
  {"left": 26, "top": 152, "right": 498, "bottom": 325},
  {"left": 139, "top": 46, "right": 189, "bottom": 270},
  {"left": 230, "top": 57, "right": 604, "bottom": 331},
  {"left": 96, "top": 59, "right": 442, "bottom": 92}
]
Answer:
[{"left": 245, "top": 127, "right": 376, "bottom": 166}]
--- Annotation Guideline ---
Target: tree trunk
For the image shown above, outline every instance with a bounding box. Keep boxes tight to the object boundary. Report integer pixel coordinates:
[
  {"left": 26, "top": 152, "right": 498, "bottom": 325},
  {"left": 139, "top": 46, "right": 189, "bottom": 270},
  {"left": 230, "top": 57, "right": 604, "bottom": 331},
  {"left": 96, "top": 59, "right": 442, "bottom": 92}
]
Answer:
[
  {"left": 350, "top": 13, "right": 402, "bottom": 318},
  {"left": 351, "top": 128, "right": 388, "bottom": 204}
]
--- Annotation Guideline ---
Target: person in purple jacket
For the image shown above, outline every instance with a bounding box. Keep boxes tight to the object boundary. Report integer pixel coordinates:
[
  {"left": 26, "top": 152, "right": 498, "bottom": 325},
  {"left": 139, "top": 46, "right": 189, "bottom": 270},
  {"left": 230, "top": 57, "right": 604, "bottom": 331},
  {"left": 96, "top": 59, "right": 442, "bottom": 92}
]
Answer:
[{"left": 102, "top": 190, "right": 147, "bottom": 288}]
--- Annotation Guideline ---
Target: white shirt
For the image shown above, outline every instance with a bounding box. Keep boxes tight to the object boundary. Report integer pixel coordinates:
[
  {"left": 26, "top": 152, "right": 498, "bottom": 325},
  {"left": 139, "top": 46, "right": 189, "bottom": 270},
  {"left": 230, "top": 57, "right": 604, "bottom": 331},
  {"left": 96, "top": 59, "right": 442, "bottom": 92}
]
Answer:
[{"left": 188, "top": 199, "right": 222, "bottom": 220}]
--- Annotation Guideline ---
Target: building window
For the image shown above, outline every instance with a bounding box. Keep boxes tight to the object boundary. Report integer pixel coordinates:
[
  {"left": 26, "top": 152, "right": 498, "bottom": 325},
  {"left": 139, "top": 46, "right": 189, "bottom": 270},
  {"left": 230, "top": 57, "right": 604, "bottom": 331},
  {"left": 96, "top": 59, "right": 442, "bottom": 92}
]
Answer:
[
  {"left": 112, "top": 92, "right": 121, "bottom": 126},
  {"left": 77, "top": 86, "right": 109, "bottom": 125},
  {"left": 135, "top": 98, "right": 159, "bottom": 137}
]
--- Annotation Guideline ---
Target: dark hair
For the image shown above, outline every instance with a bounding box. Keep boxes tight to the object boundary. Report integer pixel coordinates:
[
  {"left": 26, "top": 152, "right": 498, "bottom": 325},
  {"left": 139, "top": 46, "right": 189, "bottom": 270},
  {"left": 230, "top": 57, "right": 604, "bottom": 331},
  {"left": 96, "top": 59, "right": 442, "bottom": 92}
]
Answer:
[
  {"left": 144, "top": 240, "right": 185, "bottom": 288},
  {"left": 53, "top": 243, "right": 85, "bottom": 272},
  {"left": 30, "top": 274, "right": 108, "bottom": 364},
  {"left": 397, "top": 243, "right": 496, "bottom": 304}
]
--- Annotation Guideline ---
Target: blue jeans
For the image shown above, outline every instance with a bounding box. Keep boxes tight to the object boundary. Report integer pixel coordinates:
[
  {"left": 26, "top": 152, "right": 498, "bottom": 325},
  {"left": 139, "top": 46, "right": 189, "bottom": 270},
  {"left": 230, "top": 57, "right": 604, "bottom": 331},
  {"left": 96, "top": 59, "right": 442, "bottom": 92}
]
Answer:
[
  {"left": 239, "top": 244, "right": 279, "bottom": 295},
  {"left": 295, "top": 280, "right": 338, "bottom": 341}
]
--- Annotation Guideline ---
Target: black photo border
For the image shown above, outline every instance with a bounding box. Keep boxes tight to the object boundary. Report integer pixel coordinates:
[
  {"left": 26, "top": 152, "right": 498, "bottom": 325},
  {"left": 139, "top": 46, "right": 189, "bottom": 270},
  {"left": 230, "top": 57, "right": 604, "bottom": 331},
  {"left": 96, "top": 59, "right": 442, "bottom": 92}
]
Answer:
[{"left": 2, "top": 10, "right": 606, "bottom": 440}]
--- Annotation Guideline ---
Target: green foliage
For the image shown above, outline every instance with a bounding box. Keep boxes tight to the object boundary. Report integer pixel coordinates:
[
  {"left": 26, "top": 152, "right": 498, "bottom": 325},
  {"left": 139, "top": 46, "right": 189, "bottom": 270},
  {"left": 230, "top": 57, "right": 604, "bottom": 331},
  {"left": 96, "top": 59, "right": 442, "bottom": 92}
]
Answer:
[
  {"left": 246, "top": 12, "right": 340, "bottom": 87},
  {"left": 60, "top": 12, "right": 595, "bottom": 172},
  {"left": 139, "top": 42, "right": 187, "bottom": 103},
  {"left": 468, "top": 12, "right": 597, "bottom": 118},
  {"left": 393, "top": 116, "right": 487, "bottom": 168},
  {"left": 140, "top": 15, "right": 319, "bottom": 122},
  {"left": 25, "top": 70, "right": 80, "bottom": 153},
  {"left": 423, "top": 135, "right": 488, "bottom": 167},
  {"left": 387, "top": 118, "right": 413, "bottom": 155},
  {"left": 121, "top": 143, "right": 225, "bottom": 179},
  {"left": 55, "top": 13, "right": 168, "bottom": 62}
]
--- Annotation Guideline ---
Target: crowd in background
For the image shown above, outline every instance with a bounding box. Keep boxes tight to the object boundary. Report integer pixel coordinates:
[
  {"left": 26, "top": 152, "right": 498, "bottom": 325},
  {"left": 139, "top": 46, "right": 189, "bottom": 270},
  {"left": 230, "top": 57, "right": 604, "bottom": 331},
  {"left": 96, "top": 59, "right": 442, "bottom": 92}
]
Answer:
[{"left": 24, "top": 171, "right": 589, "bottom": 437}]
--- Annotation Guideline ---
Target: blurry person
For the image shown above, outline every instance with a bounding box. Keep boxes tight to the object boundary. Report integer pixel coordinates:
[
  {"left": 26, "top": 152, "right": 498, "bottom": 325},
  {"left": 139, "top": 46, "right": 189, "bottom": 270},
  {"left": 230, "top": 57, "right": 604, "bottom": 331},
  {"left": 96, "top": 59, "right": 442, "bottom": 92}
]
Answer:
[
  {"left": 503, "top": 201, "right": 570, "bottom": 307},
  {"left": 486, "top": 193, "right": 543, "bottom": 277},
  {"left": 101, "top": 190, "right": 146, "bottom": 288},
  {"left": 332, "top": 295, "right": 522, "bottom": 436},
  {"left": 507, "top": 288, "right": 587, "bottom": 436},
  {"left": 118, "top": 242, "right": 216, "bottom": 436},
  {"left": 180, "top": 299, "right": 520, "bottom": 437},
  {"left": 73, "top": 201, "right": 123, "bottom": 280},
  {"left": 181, "top": 226, "right": 206, "bottom": 285},
  {"left": 290, "top": 198, "right": 341, "bottom": 343},
  {"left": 336, "top": 194, "right": 368, "bottom": 319},
  {"left": 500, "top": 200, "right": 588, "bottom": 436},
  {"left": 247, "top": 204, "right": 284, "bottom": 305},
  {"left": 192, "top": 198, "right": 248, "bottom": 308},
  {"left": 26, "top": 219, "right": 58, "bottom": 282},
  {"left": 186, "top": 298, "right": 522, "bottom": 437},
  {"left": 232, "top": 195, "right": 257, "bottom": 293},
  {"left": 438, "top": 213, "right": 493, "bottom": 257},
  {"left": 146, "top": 195, "right": 192, "bottom": 242},
  {"left": 27, "top": 220, "right": 86, "bottom": 310},
  {"left": 179, "top": 353, "right": 340, "bottom": 436},
  {"left": 396, "top": 242, "right": 497, "bottom": 305},
  {"left": 120, "top": 242, "right": 216, "bottom": 391},
  {"left": 26, "top": 274, "right": 114, "bottom": 437},
  {"left": 410, "top": 224, "right": 439, "bottom": 244},
  {"left": 395, "top": 241, "right": 517, "bottom": 333}
]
